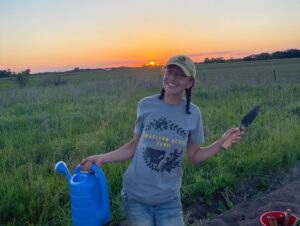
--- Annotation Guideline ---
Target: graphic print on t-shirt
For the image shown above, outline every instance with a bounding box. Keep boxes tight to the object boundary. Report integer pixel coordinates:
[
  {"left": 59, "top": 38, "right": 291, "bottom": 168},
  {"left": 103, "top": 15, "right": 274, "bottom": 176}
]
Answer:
[
  {"left": 145, "top": 116, "right": 188, "bottom": 138},
  {"left": 143, "top": 147, "right": 183, "bottom": 173},
  {"left": 142, "top": 116, "right": 187, "bottom": 173}
]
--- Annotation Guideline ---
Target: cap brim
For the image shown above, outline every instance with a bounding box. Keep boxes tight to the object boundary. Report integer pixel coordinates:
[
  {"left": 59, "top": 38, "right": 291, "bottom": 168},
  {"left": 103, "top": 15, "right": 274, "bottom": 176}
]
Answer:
[{"left": 167, "top": 62, "right": 192, "bottom": 77}]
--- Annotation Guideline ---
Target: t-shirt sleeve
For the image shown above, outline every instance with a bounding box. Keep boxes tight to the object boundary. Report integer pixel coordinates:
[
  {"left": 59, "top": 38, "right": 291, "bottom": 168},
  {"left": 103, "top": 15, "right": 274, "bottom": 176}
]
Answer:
[
  {"left": 134, "top": 101, "right": 144, "bottom": 134},
  {"left": 188, "top": 111, "right": 205, "bottom": 145}
]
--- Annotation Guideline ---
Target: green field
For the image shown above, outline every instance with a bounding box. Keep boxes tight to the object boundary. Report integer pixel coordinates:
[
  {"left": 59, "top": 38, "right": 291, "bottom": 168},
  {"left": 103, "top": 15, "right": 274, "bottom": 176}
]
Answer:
[{"left": 0, "top": 58, "right": 300, "bottom": 225}]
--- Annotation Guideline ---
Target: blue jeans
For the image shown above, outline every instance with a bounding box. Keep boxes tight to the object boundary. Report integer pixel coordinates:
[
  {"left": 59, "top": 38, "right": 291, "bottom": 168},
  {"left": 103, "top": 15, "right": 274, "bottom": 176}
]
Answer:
[{"left": 121, "top": 192, "right": 184, "bottom": 226}]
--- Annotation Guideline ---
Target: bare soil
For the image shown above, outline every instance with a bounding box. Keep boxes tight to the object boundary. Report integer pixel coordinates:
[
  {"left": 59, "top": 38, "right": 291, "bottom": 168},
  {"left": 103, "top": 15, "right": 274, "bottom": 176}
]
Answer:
[{"left": 185, "top": 161, "right": 300, "bottom": 226}]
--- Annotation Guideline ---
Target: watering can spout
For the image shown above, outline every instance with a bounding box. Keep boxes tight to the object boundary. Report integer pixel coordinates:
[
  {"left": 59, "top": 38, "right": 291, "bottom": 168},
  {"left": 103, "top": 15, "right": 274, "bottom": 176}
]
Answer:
[{"left": 55, "top": 161, "right": 72, "bottom": 181}]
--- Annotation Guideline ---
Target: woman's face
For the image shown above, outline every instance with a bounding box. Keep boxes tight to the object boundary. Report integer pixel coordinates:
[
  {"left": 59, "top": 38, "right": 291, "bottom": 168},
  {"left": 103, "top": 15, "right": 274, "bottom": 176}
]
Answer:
[{"left": 163, "top": 65, "right": 194, "bottom": 95}]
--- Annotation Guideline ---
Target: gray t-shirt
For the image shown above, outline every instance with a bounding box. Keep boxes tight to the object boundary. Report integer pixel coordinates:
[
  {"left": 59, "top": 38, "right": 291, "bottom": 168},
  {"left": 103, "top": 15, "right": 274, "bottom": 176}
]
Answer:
[{"left": 123, "top": 94, "right": 205, "bottom": 204}]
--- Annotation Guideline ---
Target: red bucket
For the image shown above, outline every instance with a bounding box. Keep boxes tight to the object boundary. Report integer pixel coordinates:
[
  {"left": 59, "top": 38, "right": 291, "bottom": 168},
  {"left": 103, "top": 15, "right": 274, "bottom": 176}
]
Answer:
[{"left": 260, "top": 211, "right": 299, "bottom": 226}]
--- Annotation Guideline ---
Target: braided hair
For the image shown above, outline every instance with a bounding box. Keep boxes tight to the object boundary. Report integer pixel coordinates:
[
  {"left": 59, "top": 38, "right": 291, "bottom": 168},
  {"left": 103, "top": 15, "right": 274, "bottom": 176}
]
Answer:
[{"left": 158, "top": 79, "right": 194, "bottom": 114}]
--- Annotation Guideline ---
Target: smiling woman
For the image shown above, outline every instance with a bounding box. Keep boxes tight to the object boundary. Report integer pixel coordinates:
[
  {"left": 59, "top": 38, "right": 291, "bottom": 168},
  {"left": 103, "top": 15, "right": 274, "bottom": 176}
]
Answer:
[{"left": 80, "top": 54, "right": 243, "bottom": 226}]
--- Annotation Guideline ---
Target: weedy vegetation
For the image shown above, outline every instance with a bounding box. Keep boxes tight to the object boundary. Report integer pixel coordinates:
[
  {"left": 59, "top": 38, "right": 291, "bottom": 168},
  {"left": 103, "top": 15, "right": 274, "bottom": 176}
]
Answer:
[{"left": 0, "top": 58, "right": 299, "bottom": 225}]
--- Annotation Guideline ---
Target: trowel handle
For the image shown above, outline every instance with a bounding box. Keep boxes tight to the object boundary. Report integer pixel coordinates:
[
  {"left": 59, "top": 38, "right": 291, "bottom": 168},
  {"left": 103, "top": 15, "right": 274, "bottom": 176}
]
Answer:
[
  {"left": 221, "top": 127, "right": 244, "bottom": 150},
  {"left": 221, "top": 138, "right": 232, "bottom": 150}
]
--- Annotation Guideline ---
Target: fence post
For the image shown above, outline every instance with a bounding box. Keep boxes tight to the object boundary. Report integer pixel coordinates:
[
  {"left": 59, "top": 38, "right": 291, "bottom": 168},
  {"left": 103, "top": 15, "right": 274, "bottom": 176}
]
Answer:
[{"left": 273, "top": 69, "right": 277, "bottom": 82}]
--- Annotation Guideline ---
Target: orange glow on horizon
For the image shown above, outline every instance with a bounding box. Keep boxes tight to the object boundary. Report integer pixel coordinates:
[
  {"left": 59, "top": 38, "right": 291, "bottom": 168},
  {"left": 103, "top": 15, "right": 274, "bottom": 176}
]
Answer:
[
  {"left": 2, "top": 46, "right": 299, "bottom": 73},
  {"left": 142, "top": 61, "right": 162, "bottom": 67},
  {"left": 1, "top": 1, "right": 300, "bottom": 73},
  {"left": 149, "top": 61, "right": 156, "bottom": 66}
]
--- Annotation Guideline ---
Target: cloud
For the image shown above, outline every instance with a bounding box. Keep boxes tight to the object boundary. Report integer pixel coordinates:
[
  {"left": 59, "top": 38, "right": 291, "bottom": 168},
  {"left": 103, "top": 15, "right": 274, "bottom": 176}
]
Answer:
[
  {"left": 188, "top": 51, "right": 233, "bottom": 57},
  {"left": 188, "top": 50, "right": 262, "bottom": 61},
  {"left": 96, "top": 59, "right": 146, "bottom": 68}
]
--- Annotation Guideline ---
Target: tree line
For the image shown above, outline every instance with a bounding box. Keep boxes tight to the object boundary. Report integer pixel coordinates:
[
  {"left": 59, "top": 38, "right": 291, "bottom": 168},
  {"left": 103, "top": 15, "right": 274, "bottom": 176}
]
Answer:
[
  {"left": 1, "top": 49, "right": 299, "bottom": 78},
  {"left": 203, "top": 49, "right": 300, "bottom": 64},
  {"left": 0, "top": 69, "right": 31, "bottom": 87},
  {"left": 0, "top": 69, "right": 30, "bottom": 78}
]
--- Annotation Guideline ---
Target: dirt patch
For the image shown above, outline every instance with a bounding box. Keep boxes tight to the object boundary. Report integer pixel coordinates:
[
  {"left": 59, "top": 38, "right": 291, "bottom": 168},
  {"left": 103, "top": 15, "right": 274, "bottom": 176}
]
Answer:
[
  {"left": 206, "top": 178, "right": 300, "bottom": 225},
  {"left": 185, "top": 161, "right": 300, "bottom": 225}
]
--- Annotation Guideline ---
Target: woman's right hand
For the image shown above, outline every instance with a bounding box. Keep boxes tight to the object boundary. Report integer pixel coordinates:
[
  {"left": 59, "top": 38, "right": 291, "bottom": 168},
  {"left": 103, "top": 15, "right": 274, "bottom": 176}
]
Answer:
[{"left": 80, "top": 155, "right": 106, "bottom": 172}]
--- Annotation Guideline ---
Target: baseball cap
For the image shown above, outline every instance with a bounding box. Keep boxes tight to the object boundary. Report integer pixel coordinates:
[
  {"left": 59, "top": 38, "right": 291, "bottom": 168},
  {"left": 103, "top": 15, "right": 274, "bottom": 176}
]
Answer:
[{"left": 166, "top": 55, "right": 196, "bottom": 78}]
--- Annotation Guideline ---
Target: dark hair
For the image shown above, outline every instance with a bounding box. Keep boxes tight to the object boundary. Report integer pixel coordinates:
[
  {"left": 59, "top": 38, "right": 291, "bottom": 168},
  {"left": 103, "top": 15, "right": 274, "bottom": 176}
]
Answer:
[{"left": 158, "top": 80, "right": 194, "bottom": 114}]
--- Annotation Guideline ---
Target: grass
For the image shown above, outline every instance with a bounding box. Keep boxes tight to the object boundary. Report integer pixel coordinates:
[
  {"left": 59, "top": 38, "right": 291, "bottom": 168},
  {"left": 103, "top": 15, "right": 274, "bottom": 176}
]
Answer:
[{"left": 0, "top": 58, "right": 299, "bottom": 225}]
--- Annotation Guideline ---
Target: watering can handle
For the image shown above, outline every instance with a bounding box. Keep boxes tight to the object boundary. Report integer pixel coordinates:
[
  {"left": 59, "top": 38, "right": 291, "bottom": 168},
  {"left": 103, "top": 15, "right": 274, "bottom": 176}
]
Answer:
[
  {"left": 91, "top": 164, "right": 110, "bottom": 217},
  {"left": 74, "top": 164, "right": 110, "bottom": 215},
  {"left": 74, "top": 164, "right": 105, "bottom": 176}
]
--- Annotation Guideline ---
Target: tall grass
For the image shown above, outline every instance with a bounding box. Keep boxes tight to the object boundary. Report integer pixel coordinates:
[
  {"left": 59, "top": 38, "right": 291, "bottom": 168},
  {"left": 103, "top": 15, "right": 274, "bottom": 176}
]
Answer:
[{"left": 0, "top": 58, "right": 299, "bottom": 225}]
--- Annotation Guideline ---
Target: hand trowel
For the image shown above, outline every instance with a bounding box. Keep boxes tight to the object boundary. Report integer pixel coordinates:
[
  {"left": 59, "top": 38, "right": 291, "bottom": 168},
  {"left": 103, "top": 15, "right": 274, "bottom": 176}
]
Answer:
[{"left": 222, "top": 105, "right": 261, "bottom": 149}]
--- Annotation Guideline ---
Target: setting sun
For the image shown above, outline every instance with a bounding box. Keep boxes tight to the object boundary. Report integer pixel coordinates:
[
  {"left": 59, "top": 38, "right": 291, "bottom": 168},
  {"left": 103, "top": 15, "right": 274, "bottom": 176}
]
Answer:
[{"left": 144, "top": 61, "right": 162, "bottom": 67}]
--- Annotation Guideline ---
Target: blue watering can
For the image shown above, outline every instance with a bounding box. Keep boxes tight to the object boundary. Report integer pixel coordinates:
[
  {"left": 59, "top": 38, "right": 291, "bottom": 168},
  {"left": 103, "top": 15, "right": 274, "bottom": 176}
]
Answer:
[{"left": 55, "top": 161, "right": 111, "bottom": 226}]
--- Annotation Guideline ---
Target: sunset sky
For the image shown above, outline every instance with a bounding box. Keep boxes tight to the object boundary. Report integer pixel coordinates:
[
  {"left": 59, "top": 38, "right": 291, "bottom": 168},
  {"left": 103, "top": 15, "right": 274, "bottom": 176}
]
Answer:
[{"left": 1, "top": 0, "right": 300, "bottom": 73}]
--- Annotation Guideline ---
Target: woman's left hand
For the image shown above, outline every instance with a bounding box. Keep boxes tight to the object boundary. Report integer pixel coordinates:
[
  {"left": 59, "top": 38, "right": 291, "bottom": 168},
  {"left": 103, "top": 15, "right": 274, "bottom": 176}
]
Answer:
[{"left": 221, "top": 128, "right": 244, "bottom": 149}]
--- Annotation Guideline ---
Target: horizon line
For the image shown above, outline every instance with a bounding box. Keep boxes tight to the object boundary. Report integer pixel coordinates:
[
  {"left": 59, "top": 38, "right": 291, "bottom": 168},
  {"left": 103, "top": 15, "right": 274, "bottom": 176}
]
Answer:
[{"left": 2, "top": 48, "right": 299, "bottom": 74}]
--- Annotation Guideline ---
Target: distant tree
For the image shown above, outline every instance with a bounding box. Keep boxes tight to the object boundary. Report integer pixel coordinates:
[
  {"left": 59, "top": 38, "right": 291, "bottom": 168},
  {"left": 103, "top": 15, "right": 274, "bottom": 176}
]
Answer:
[
  {"left": 214, "top": 57, "right": 225, "bottom": 63},
  {"left": 15, "top": 69, "right": 30, "bottom": 87},
  {"left": 23, "top": 69, "right": 31, "bottom": 75},
  {"left": 256, "top": 52, "right": 271, "bottom": 60},
  {"left": 203, "top": 57, "right": 225, "bottom": 63},
  {"left": 204, "top": 58, "right": 212, "bottom": 63},
  {"left": 0, "top": 69, "right": 12, "bottom": 78},
  {"left": 243, "top": 54, "right": 256, "bottom": 61},
  {"left": 287, "top": 49, "right": 300, "bottom": 57},
  {"left": 73, "top": 67, "right": 80, "bottom": 72},
  {"left": 271, "top": 49, "right": 300, "bottom": 59},
  {"left": 202, "top": 49, "right": 300, "bottom": 64}
]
